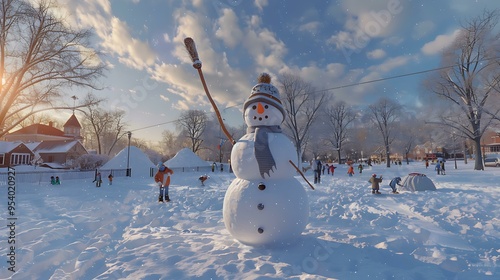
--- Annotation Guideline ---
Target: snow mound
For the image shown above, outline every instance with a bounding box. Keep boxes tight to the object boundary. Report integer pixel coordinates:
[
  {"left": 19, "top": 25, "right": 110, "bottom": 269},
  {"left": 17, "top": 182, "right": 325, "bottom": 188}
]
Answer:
[
  {"left": 165, "top": 148, "right": 210, "bottom": 168},
  {"left": 101, "top": 146, "right": 155, "bottom": 177},
  {"left": 399, "top": 173, "right": 437, "bottom": 192}
]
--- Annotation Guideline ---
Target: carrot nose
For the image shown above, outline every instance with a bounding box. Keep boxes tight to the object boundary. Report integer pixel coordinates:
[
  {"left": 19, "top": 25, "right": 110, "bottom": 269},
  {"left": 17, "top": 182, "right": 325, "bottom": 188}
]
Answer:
[{"left": 257, "top": 102, "right": 265, "bottom": 114}]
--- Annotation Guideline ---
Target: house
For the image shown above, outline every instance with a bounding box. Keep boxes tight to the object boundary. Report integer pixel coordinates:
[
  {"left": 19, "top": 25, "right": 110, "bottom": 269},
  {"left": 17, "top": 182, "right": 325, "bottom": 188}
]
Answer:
[
  {"left": 32, "top": 140, "right": 88, "bottom": 169},
  {"left": 0, "top": 142, "right": 35, "bottom": 168},
  {"left": 482, "top": 129, "right": 500, "bottom": 156},
  {"left": 4, "top": 113, "right": 83, "bottom": 142},
  {"left": 1, "top": 114, "right": 87, "bottom": 169}
]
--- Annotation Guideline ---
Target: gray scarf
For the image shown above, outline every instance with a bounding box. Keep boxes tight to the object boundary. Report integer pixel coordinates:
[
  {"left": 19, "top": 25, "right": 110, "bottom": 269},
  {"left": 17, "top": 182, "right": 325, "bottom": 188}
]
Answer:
[{"left": 247, "top": 125, "right": 282, "bottom": 178}]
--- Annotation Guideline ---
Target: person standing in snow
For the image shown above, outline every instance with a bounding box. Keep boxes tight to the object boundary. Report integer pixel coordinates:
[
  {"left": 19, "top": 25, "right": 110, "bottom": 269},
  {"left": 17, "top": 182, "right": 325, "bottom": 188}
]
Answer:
[
  {"left": 435, "top": 162, "right": 441, "bottom": 175},
  {"left": 329, "top": 164, "right": 336, "bottom": 176},
  {"left": 369, "top": 173, "right": 383, "bottom": 194},
  {"left": 93, "top": 172, "right": 102, "bottom": 187},
  {"left": 154, "top": 164, "right": 174, "bottom": 202},
  {"left": 440, "top": 160, "right": 446, "bottom": 175},
  {"left": 108, "top": 173, "right": 113, "bottom": 185},
  {"left": 358, "top": 163, "right": 363, "bottom": 174},
  {"left": 313, "top": 157, "right": 322, "bottom": 184},
  {"left": 347, "top": 164, "right": 354, "bottom": 177},
  {"left": 389, "top": 177, "right": 402, "bottom": 193}
]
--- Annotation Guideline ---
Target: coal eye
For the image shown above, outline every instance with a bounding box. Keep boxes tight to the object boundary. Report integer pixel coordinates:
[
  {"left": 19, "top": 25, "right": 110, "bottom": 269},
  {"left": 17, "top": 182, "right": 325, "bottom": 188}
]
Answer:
[
  {"left": 265, "top": 105, "right": 268, "bottom": 109},
  {"left": 252, "top": 105, "right": 257, "bottom": 110}
]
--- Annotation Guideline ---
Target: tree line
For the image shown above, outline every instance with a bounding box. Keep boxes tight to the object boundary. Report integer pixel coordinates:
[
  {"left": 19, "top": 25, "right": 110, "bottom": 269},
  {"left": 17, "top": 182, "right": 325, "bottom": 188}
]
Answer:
[{"left": 0, "top": 0, "right": 498, "bottom": 170}]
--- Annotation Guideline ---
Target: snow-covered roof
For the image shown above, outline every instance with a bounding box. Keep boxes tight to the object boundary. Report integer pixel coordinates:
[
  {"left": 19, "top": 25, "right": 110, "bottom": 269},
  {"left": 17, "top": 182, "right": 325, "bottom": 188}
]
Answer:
[
  {"left": 0, "top": 141, "right": 24, "bottom": 153},
  {"left": 165, "top": 148, "right": 210, "bottom": 168},
  {"left": 34, "top": 140, "right": 84, "bottom": 153}
]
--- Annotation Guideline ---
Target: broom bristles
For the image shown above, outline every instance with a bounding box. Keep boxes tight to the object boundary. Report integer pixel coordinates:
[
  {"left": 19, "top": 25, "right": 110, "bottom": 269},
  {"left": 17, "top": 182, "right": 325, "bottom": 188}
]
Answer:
[{"left": 184, "top": 37, "right": 199, "bottom": 62}]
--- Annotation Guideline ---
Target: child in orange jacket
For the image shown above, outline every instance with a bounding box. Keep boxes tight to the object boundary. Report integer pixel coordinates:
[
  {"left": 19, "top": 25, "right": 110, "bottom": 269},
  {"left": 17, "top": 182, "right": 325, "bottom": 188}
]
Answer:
[
  {"left": 347, "top": 165, "right": 354, "bottom": 177},
  {"left": 154, "top": 164, "right": 174, "bottom": 202}
]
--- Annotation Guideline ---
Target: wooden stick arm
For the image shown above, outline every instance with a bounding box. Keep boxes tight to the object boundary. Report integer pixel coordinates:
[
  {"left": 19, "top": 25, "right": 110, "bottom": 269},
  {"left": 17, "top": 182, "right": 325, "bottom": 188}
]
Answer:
[{"left": 289, "top": 160, "right": 315, "bottom": 190}]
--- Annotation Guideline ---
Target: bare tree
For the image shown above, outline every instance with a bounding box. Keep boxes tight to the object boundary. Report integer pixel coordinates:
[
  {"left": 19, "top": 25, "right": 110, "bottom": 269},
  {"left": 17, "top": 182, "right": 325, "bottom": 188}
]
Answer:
[
  {"left": 425, "top": 10, "right": 500, "bottom": 170},
  {"left": 177, "top": 110, "right": 207, "bottom": 153},
  {"left": 325, "top": 101, "right": 356, "bottom": 163},
  {"left": 160, "top": 130, "right": 182, "bottom": 159},
  {"left": 368, "top": 98, "right": 402, "bottom": 167},
  {"left": 0, "top": 0, "right": 105, "bottom": 138},
  {"left": 278, "top": 73, "right": 325, "bottom": 166},
  {"left": 80, "top": 93, "right": 127, "bottom": 155}
]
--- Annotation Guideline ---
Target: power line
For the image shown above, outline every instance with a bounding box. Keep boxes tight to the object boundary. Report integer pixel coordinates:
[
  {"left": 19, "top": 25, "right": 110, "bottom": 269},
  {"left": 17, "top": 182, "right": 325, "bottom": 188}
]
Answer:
[{"left": 128, "top": 57, "right": 499, "bottom": 133}]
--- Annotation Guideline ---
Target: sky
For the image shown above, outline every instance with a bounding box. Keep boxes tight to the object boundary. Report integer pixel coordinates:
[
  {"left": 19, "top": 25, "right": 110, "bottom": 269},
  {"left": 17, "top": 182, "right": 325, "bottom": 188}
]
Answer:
[
  {"left": 52, "top": 0, "right": 499, "bottom": 142},
  {"left": 1, "top": 149, "right": 499, "bottom": 278}
]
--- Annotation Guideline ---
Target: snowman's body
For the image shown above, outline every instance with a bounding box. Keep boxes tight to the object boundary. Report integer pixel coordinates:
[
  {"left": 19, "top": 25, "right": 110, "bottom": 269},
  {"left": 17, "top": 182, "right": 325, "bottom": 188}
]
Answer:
[{"left": 223, "top": 87, "right": 309, "bottom": 246}]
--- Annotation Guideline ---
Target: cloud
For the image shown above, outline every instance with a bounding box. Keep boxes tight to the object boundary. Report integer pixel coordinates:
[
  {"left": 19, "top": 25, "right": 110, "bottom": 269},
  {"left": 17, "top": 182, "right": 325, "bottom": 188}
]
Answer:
[
  {"left": 254, "top": 0, "right": 269, "bottom": 11},
  {"left": 412, "top": 20, "right": 435, "bottom": 40},
  {"left": 56, "top": 0, "right": 156, "bottom": 71},
  {"left": 159, "top": 95, "right": 170, "bottom": 102},
  {"left": 298, "top": 21, "right": 320, "bottom": 34},
  {"left": 163, "top": 33, "right": 171, "bottom": 43},
  {"left": 215, "top": 9, "right": 244, "bottom": 48},
  {"left": 367, "top": 49, "right": 386, "bottom": 60},
  {"left": 421, "top": 29, "right": 461, "bottom": 55},
  {"left": 100, "top": 17, "right": 157, "bottom": 70}
]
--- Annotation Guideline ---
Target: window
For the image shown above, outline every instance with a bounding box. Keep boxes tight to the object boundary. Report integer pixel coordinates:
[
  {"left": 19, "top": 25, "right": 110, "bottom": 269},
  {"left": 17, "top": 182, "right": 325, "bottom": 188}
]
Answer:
[
  {"left": 10, "top": 153, "right": 31, "bottom": 165},
  {"left": 0, "top": 153, "right": 4, "bottom": 165}
]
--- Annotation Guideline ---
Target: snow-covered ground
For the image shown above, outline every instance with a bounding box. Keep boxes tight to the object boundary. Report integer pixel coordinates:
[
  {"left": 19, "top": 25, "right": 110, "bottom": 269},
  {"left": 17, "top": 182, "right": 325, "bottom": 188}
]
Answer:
[{"left": 1, "top": 157, "right": 499, "bottom": 279}]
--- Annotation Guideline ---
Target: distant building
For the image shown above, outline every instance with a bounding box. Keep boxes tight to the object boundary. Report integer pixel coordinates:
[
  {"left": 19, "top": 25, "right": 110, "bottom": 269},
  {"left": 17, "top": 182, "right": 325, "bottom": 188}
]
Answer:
[
  {"left": 0, "top": 142, "right": 34, "bottom": 168},
  {"left": 482, "top": 129, "right": 500, "bottom": 156},
  {"left": 32, "top": 140, "right": 88, "bottom": 169},
  {"left": 4, "top": 114, "right": 82, "bottom": 142},
  {"left": 1, "top": 114, "right": 87, "bottom": 169}
]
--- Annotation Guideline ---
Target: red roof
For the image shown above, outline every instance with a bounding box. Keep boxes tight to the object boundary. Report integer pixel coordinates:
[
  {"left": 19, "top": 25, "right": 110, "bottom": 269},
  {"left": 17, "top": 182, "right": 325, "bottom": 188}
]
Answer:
[
  {"left": 63, "top": 114, "right": 82, "bottom": 128},
  {"left": 9, "top": 124, "right": 65, "bottom": 137}
]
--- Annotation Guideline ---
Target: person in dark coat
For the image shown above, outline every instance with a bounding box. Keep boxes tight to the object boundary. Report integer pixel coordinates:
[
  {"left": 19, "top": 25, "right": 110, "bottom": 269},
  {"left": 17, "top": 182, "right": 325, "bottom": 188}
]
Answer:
[
  {"left": 313, "top": 157, "right": 322, "bottom": 184},
  {"left": 93, "top": 172, "right": 102, "bottom": 187}
]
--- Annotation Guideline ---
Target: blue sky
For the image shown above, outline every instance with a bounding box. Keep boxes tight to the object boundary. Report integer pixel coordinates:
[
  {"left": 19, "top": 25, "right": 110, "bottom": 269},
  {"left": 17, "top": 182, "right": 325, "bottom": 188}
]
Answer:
[{"left": 56, "top": 0, "right": 498, "bottom": 142}]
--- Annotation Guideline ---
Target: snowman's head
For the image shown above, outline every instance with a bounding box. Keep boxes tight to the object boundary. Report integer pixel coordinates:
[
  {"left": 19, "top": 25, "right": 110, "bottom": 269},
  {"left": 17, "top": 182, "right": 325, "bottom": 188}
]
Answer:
[
  {"left": 243, "top": 73, "right": 285, "bottom": 126},
  {"left": 244, "top": 101, "right": 284, "bottom": 126}
]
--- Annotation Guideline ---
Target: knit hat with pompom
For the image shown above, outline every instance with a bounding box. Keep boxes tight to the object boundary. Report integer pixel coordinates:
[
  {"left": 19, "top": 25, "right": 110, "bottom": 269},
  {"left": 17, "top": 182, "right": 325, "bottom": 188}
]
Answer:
[{"left": 243, "top": 73, "right": 286, "bottom": 121}]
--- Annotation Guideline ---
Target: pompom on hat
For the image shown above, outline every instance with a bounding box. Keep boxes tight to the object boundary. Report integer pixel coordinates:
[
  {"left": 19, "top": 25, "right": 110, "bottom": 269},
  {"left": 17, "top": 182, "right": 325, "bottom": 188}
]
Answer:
[{"left": 243, "top": 73, "right": 286, "bottom": 120}]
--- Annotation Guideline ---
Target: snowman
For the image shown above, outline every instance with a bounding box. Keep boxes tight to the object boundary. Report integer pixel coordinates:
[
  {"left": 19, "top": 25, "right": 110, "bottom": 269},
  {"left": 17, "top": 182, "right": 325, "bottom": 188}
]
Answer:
[{"left": 223, "top": 73, "right": 309, "bottom": 247}]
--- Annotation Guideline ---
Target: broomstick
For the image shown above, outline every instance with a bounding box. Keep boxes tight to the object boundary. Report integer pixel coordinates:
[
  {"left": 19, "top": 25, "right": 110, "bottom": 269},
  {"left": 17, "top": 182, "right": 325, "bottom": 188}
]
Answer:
[
  {"left": 184, "top": 37, "right": 314, "bottom": 190},
  {"left": 183, "top": 37, "right": 235, "bottom": 145}
]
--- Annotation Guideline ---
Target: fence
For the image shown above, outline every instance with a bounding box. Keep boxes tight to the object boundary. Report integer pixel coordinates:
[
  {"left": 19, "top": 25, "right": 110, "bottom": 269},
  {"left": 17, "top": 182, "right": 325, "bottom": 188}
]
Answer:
[
  {"left": 148, "top": 166, "right": 214, "bottom": 177},
  {"left": 0, "top": 168, "right": 129, "bottom": 185},
  {"left": 1, "top": 165, "right": 219, "bottom": 185}
]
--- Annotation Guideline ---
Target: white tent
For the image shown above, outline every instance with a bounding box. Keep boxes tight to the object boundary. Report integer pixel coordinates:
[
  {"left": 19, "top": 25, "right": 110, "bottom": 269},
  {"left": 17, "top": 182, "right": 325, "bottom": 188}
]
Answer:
[
  {"left": 165, "top": 148, "right": 210, "bottom": 170},
  {"left": 398, "top": 173, "right": 437, "bottom": 192}
]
